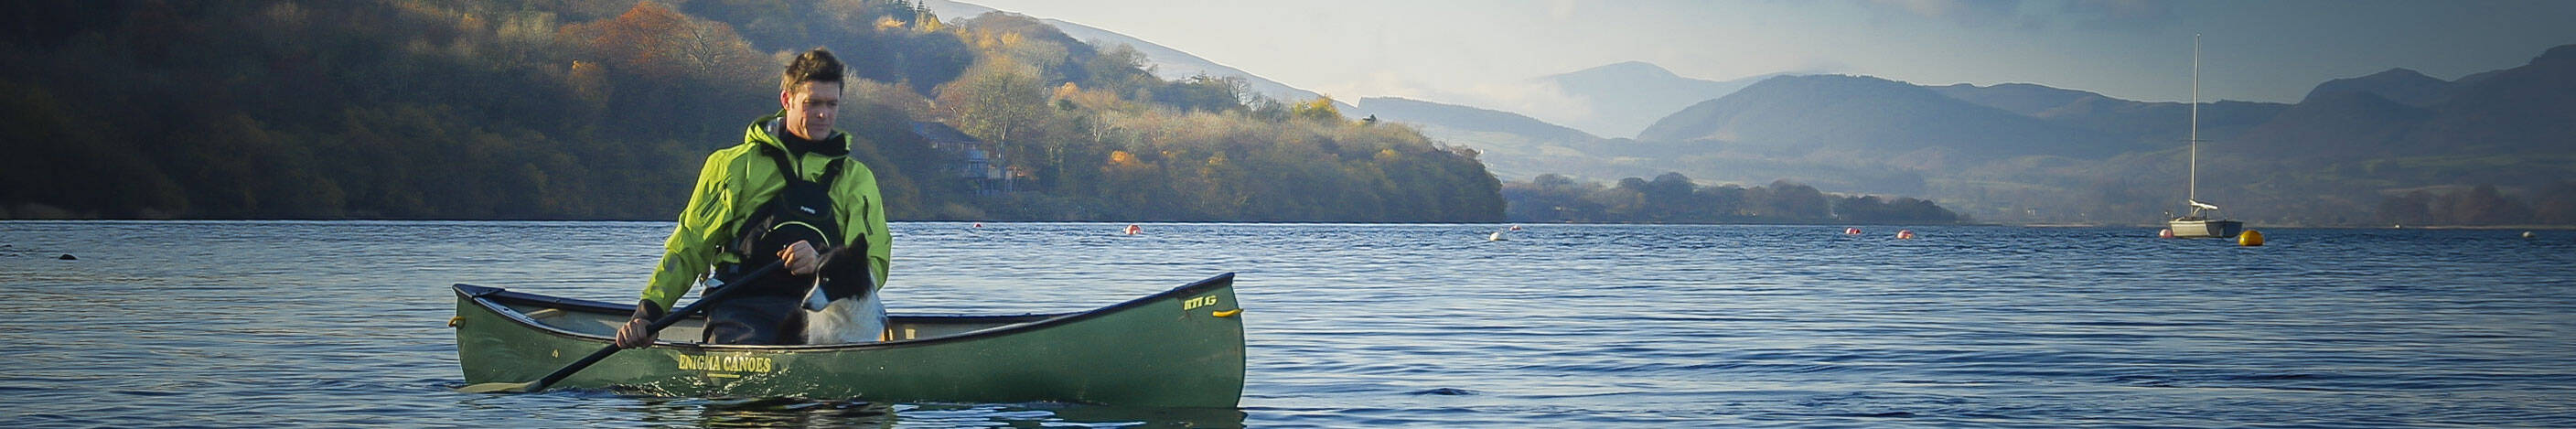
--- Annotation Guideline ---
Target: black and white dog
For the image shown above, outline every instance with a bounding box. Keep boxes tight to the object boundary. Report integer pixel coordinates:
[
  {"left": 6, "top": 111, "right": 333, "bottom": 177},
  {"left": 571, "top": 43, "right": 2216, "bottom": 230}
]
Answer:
[{"left": 800, "top": 262, "right": 886, "bottom": 344}]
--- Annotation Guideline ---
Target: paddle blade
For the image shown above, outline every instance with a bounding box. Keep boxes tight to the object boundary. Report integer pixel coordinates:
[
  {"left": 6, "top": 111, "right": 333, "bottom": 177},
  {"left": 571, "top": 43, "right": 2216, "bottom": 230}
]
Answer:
[{"left": 454, "top": 381, "right": 539, "bottom": 393}]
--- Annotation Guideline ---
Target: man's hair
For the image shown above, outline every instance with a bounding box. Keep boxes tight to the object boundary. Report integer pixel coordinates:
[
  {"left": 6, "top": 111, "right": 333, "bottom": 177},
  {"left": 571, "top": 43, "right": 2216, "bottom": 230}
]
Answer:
[{"left": 781, "top": 48, "right": 845, "bottom": 92}]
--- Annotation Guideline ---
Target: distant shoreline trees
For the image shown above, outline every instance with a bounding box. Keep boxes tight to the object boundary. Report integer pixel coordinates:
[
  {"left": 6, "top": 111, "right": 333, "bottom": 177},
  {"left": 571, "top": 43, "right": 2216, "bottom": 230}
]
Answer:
[
  {"left": 2377, "top": 182, "right": 2576, "bottom": 226},
  {"left": 1503, "top": 173, "right": 1964, "bottom": 224}
]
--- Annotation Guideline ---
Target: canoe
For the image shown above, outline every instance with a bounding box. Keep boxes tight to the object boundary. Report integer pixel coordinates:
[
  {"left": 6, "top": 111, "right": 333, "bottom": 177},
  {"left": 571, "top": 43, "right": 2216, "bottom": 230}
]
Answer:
[{"left": 450, "top": 273, "right": 1244, "bottom": 408}]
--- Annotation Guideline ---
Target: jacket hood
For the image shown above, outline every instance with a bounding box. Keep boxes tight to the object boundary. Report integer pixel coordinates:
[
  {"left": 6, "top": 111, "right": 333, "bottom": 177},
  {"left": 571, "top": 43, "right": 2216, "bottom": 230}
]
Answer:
[{"left": 747, "top": 112, "right": 851, "bottom": 157}]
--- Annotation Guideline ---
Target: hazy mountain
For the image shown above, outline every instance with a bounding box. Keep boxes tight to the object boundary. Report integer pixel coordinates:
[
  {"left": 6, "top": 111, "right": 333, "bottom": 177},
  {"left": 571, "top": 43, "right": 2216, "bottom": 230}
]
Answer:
[
  {"left": 2169, "top": 48, "right": 2576, "bottom": 225},
  {"left": 1528, "top": 61, "right": 1778, "bottom": 139},
  {"left": 1636, "top": 75, "right": 2125, "bottom": 162},
  {"left": 2217, "top": 46, "right": 2574, "bottom": 167},
  {"left": 2302, "top": 68, "right": 2453, "bottom": 107},
  {"left": 2231, "top": 91, "right": 2434, "bottom": 161},
  {"left": 923, "top": 0, "right": 1333, "bottom": 109},
  {"left": 1932, "top": 82, "right": 2289, "bottom": 147},
  {"left": 2402, "top": 45, "right": 2576, "bottom": 156},
  {"left": 1348, "top": 97, "right": 1602, "bottom": 181},
  {"left": 1927, "top": 82, "right": 2108, "bottom": 116},
  {"left": 1465, "top": 43, "right": 2571, "bottom": 225},
  {"left": 1602, "top": 43, "right": 2576, "bottom": 226},
  {"left": 1355, "top": 97, "right": 1596, "bottom": 143}
]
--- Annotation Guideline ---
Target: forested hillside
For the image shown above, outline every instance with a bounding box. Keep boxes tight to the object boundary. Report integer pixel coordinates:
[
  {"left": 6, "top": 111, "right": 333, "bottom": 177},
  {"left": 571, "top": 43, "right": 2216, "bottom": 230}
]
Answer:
[{"left": 0, "top": 0, "right": 1503, "bottom": 222}]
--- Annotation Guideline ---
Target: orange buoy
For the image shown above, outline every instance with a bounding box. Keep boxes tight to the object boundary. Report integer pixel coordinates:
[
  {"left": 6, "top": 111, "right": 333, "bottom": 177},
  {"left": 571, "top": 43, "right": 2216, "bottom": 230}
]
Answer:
[
  {"left": 1122, "top": 224, "right": 1142, "bottom": 235},
  {"left": 1894, "top": 230, "right": 1916, "bottom": 240},
  {"left": 972, "top": 222, "right": 982, "bottom": 228},
  {"left": 1844, "top": 227, "right": 1862, "bottom": 235},
  {"left": 2159, "top": 229, "right": 2175, "bottom": 239},
  {"left": 1508, "top": 224, "right": 1522, "bottom": 231}
]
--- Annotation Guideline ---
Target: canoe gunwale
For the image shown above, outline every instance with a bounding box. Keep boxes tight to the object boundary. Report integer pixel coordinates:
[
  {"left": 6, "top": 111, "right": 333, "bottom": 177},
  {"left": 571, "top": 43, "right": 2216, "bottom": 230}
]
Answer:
[{"left": 453, "top": 273, "right": 1237, "bottom": 352}]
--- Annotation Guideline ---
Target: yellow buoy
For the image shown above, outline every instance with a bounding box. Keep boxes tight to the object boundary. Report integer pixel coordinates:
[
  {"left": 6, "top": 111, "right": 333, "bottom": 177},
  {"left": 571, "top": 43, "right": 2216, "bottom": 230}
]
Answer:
[{"left": 2238, "top": 230, "right": 2265, "bottom": 246}]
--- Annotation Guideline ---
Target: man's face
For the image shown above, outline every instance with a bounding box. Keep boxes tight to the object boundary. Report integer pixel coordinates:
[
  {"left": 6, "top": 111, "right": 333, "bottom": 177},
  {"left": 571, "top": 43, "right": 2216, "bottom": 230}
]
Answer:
[{"left": 779, "top": 81, "right": 841, "bottom": 141}]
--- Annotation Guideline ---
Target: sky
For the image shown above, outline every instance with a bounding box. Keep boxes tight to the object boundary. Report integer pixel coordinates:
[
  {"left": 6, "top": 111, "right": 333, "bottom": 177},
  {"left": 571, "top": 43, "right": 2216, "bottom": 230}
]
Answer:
[{"left": 950, "top": 0, "right": 2576, "bottom": 106}]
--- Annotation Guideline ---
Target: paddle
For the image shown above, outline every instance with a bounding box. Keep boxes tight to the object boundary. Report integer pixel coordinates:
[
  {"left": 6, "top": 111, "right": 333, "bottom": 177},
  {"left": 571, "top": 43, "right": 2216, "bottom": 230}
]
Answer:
[{"left": 458, "top": 247, "right": 842, "bottom": 393}]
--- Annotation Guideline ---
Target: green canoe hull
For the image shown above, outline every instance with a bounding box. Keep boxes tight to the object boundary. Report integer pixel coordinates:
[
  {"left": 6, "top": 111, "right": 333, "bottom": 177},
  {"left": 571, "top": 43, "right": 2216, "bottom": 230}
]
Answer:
[{"left": 452, "top": 273, "right": 1244, "bottom": 408}]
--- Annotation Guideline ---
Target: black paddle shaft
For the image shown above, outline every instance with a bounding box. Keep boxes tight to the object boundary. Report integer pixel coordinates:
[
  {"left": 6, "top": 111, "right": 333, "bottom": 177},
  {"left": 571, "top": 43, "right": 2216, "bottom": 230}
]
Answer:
[{"left": 521, "top": 247, "right": 843, "bottom": 392}]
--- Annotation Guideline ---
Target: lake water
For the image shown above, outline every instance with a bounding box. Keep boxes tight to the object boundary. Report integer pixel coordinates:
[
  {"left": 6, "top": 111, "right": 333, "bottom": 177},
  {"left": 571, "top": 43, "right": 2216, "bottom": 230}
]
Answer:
[{"left": 3, "top": 221, "right": 2572, "bottom": 427}]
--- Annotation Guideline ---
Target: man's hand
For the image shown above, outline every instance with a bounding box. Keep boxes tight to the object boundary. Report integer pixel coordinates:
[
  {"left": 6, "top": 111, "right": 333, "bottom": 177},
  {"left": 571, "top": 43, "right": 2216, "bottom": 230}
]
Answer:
[
  {"left": 616, "top": 300, "right": 666, "bottom": 349},
  {"left": 615, "top": 317, "right": 655, "bottom": 349},
  {"left": 778, "top": 240, "right": 821, "bottom": 275}
]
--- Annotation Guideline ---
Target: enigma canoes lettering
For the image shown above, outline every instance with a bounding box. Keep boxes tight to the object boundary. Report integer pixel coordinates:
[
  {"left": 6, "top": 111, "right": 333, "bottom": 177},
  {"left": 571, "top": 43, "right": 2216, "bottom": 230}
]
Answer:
[
  {"left": 674, "top": 353, "right": 774, "bottom": 374},
  {"left": 1182, "top": 295, "right": 1221, "bottom": 311}
]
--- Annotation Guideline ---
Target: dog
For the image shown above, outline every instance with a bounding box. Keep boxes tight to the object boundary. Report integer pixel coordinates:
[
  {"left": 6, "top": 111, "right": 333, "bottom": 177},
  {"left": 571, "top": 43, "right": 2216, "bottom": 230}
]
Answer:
[
  {"left": 801, "top": 290, "right": 886, "bottom": 344},
  {"left": 798, "top": 272, "right": 886, "bottom": 344}
]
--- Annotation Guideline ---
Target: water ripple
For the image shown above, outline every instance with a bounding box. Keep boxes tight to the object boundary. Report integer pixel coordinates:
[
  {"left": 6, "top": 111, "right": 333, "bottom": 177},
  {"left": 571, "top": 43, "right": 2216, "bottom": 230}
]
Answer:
[{"left": 4, "top": 222, "right": 2573, "bottom": 427}]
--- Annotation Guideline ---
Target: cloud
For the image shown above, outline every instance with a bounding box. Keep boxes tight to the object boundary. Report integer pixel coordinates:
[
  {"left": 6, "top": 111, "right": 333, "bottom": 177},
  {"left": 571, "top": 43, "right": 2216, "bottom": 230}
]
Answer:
[
  {"left": 1547, "top": 0, "right": 1581, "bottom": 21},
  {"left": 2060, "top": 0, "right": 2177, "bottom": 32},
  {"left": 1328, "top": 70, "right": 1436, "bottom": 101},
  {"left": 1787, "top": 57, "right": 1854, "bottom": 76},
  {"left": 1868, "top": 0, "right": 2024, "bottom": 27},
  {"left": 1864, "top": 0, "right": 2173, "bottom": 32}
]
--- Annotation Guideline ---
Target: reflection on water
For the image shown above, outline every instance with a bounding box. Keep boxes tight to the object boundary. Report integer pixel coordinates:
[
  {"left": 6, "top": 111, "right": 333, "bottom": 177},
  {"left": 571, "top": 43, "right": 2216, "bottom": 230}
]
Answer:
[
  {"left": 458, "top": 390, "right": 1247, "bottom": 428},
  {"left": 2, "top": 221, "right": 2572, "bottom": 427},
  {"left": 650, "top": 397, "right": 890, "bottom": 428}
]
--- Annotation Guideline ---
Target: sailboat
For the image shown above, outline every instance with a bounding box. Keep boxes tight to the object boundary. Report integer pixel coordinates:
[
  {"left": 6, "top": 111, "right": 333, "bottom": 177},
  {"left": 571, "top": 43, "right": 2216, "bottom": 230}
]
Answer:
[{"left": 2168, "top": 35, "right": 2245, "bottom": 239}]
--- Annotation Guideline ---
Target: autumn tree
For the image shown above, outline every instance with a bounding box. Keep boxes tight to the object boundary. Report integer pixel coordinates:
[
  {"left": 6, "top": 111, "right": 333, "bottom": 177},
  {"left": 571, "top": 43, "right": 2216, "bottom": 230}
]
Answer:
[
  {"left": 1157, "top": 73, "right": 1251, "bottom": 113},
  {"left": 937, "top": 59, "right": 1047, "bottom": 151},
  {"left": 559, "top": 2, "right": 764, "bottom": 85},
  {"left": 1098, "top": 149, "right": 1164, "bottom": 217},
  {"left": 1292, "top": 95, "right": 1344, "bottom": 124},
  {"left": 1082, "top": 44, "right": 1155, "bottom": 95}
]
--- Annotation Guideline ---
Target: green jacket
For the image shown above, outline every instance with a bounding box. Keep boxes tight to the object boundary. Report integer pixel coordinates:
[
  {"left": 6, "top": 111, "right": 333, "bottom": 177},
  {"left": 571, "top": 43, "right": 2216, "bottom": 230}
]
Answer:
[{"left": 641, "top": 113, "right": 891, "bottom": 311}]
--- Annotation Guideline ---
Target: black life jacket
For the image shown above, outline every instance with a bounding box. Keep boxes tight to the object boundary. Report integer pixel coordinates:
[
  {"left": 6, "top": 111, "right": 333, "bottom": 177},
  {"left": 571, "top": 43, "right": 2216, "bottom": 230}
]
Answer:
[{"left": 714, "top": 144, "right": 845, "bottom": 296}]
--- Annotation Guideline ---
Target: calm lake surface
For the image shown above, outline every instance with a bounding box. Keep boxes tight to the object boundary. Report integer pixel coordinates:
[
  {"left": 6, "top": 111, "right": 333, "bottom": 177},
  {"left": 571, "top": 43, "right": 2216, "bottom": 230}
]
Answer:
[{"left": 3, "top": 221, "right": 2572, "bottom": 427}]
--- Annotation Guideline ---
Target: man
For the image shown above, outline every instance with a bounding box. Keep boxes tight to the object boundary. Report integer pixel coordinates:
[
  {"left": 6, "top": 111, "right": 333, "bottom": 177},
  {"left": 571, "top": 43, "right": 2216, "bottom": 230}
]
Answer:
[{"left": 615, "top": 48, "right": 892, "bottom": 348}]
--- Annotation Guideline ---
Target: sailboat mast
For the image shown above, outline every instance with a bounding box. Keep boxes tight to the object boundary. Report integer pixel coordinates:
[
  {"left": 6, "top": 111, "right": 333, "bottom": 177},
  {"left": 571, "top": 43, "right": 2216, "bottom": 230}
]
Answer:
[{"left": 2189, "top": 34, "right": 2200, "bottom": 206}]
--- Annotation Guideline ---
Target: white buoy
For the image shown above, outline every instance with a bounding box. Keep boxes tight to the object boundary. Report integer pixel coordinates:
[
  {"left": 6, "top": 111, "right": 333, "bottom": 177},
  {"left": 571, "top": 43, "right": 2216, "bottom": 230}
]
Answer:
[
  {"left": 1487, "top": 231, "right": 1504, "bottom": 241},
  {"left": 2525, "top": 231, "right": 2537, "bottom": 239}
]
